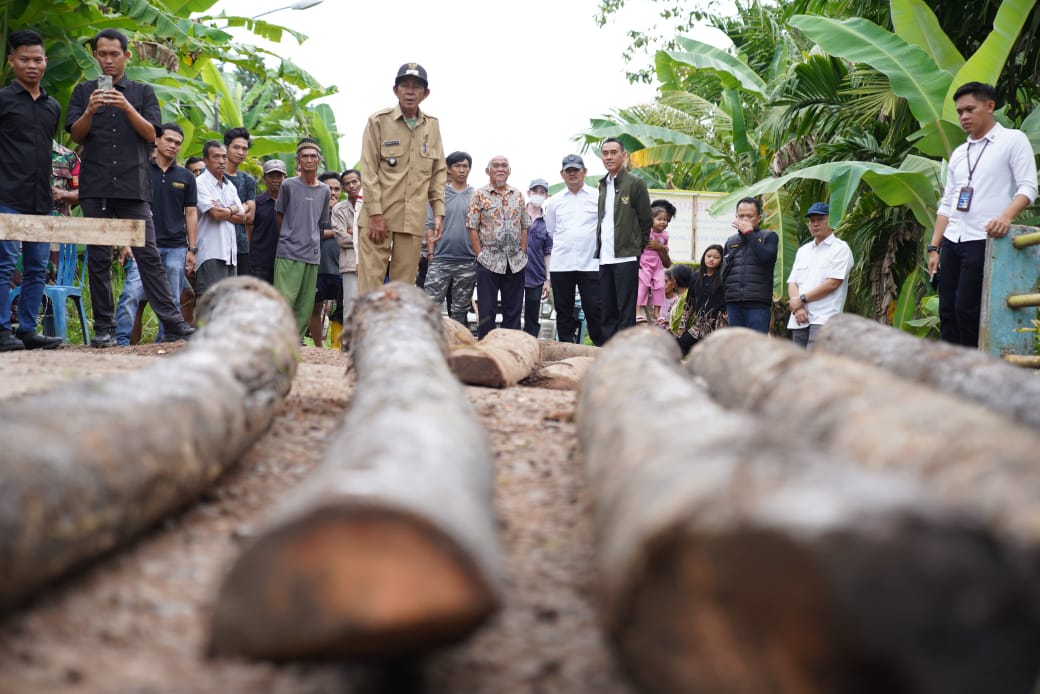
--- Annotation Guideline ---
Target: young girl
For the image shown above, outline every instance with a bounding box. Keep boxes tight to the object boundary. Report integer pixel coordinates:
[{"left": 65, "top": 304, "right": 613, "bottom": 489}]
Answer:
[
  {"left": 636, "top": 199, "right": 675, "bottom": 324},
  {"left": 677, "top": 243, "right": 726, "bottom": 355}
]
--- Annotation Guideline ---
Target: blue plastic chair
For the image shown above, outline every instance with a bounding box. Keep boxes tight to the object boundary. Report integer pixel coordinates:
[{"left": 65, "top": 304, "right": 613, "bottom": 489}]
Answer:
[{"left": 11, "top": 243, "right": 90, "bottom": 343}]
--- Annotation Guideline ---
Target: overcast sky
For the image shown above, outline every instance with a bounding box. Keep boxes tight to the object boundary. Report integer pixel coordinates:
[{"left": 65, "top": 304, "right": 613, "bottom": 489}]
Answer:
[{"left": 209, "top": 0, "right": 730, "bottom": 191}]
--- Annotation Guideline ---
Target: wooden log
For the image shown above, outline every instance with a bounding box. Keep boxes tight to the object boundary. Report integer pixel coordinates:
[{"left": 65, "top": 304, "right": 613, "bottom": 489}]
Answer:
[
  {"left": 0, "top": 214, "right": 144, "bottom": 245},
  {"left": 442, "top": 316, "right": 476, "bottom": 348},
  {"left": 690, "top": 328, "right": 1040, "bottom": 543},
  {"left": 580, "top": 327, "right": 1040, "bottom": 694},
  {"left": 449, "top": 328, "right": 540, "bottom": 388},
  {"left": 1005, "top": 354, "right": 1040, "bottom": 368},
  {"left": 538, "top": 339, "right": 599, "bottom": 363},
  {"left": 815, "top": 313, "right": 1040, "bottom": 432},
  {"left": 524, "top": 356, "right": 595, "bottom": 390},
  {"left": 0, "top": 276, "right": 298, "bottom": 612},
  {"left": 209, "top": 283, "right": 503, "bottom": 661}
]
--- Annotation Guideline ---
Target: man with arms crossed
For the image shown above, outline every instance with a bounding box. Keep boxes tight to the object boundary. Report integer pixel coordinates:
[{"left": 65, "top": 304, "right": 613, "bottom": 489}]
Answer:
[
  {"left": 927, "top": 81, "right": 1038, "bottom": 347},
  {"left": 0, "top": 30, "right": 62, "bottom": 351}
]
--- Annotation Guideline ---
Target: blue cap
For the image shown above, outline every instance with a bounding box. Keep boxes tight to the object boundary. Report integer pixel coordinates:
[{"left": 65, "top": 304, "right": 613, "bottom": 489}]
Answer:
[{"left": 806, "top": 202, "right": 830, "bottom": 217}]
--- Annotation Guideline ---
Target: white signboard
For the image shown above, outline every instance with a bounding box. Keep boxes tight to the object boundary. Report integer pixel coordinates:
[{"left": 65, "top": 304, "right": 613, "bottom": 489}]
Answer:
[{"left": 647, "top": 189, "right": 732, "bottom": 265}]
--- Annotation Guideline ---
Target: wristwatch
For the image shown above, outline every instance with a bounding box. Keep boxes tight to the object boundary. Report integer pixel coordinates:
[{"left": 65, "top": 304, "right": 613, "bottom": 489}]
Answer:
[
  {"left": 187, "top": 246, "right": 198, "bottom": 254},
  {"left": 926, "top": 245, "right": 940, "bottom": 253},
  {"left": 799, "top": 293, "right": 807, "bottom": 305}
]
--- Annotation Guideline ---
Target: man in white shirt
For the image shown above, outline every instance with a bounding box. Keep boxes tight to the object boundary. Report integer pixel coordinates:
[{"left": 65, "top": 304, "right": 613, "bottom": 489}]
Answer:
[
  {"left": 927, "top": 82, "right": 1038, "bottom": 347},
  {"left": 543, "top": 154, "right": 604, "bottom": 345},
  {"left": 194, "top": 140, "right": 246, "bottom": 297},
  {"left": 787, "top": 202, "right": 854, "bottom": 350}
]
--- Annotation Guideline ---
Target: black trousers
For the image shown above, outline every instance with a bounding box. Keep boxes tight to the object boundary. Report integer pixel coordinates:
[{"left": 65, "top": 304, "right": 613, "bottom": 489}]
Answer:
[
  {"left": 475, "top": 263, "right": 524, "bottom": 339},
  {"left": 551, "top": 270, "right": 604, "bottom": 345},
  {"left": 599, "top": 260, "right": 639, "bottom": 343},
  {"left": 938, "top": 237, "right": 986, "bottom": 347},
  {"left": 523, "top": 286, "right": 543, "bottom": 338},
  {"left": 81, "top": 198, "right": 183, "bottom": 333}
]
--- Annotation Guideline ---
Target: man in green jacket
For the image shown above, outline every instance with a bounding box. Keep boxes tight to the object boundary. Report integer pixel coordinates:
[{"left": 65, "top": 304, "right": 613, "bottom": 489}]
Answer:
[{"left": 597, "top": 137, "right": 653, "bottom": 341}]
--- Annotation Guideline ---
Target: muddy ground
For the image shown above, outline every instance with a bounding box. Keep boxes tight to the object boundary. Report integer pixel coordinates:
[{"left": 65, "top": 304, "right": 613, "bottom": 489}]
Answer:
[{"left": 0, "top": 344, "right": 635, "bottom": 694}]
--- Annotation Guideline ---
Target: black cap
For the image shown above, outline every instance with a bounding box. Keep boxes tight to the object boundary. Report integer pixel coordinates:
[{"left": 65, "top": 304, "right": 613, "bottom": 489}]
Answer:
[
  {"left": 561, "top": 154, "right": 585, "bottom": 170},
  {"left": 395, "top": 62, "right": 429, "bottom": 87}
]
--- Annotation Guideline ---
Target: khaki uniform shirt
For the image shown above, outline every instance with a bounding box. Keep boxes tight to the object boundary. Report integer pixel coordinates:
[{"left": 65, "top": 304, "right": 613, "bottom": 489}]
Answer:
[{"left": 358, "top": 104, "right": 446, "bottom": 235}]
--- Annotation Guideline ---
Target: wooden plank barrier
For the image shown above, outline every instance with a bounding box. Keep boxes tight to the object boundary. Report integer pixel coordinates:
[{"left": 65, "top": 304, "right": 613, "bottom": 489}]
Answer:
[{"left": 0, "top": 214, "right": 144, "bottom": 246}]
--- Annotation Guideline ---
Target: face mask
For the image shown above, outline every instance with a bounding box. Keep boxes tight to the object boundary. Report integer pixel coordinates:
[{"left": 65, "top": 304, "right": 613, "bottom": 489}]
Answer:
[{"left": 528, "top": 194, "right": 546, "bottom": 207}]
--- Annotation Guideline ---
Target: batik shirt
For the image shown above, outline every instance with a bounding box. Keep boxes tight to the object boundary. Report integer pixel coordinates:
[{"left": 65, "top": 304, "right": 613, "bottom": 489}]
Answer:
[{"left": 466, "top": 184, "right": 530, "bottom": 274}]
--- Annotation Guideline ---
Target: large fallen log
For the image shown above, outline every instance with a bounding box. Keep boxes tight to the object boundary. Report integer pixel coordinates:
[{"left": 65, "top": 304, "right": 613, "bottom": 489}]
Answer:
[
  {"left": 442, "top": 316, "right": 476, "bottom": 349},
  {"left": 210, "top": 283, "right": 503, "bottom": 661},
  {"left": 578, "top": 327, "right": 1039, "bottom": 694},
  {"left": 689, "top": 328, "right": 1040, "bottom": 543},
  {"left": 524, "top": 356, "right": 595, "bottom": 390},
  {"left": 815, "top": 313, "right": 1040, "bottom": 432},
  {"left": 0, "top": 276, "right": 298, "bottom": 612},
  {"left": 449, "top": 328, "right": 539, "bottom": 388},
  {"left": 538, "top": 339, "right": 599, "bottom": 363}
]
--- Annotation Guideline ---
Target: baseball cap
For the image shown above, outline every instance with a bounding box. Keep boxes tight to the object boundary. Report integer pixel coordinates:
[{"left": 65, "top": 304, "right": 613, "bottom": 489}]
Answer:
[
  {"left": 806, "top": 202, "right": 830, "bottom": 217},
  {"left": 262, "top": 159, "right": 287, "bottom": 175},
  {"left": 528, "top": 178, "right": 550, "bottom": 191},
  {"left": 561, "top": 154, "right": 584, "bottom": 170},
  {"left": 395, "top": 62, "right": 429, "bottom": 87}
]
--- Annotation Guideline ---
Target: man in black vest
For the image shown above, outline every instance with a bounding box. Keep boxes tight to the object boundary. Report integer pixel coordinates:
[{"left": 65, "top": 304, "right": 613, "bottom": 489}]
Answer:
[{"left": 722, "top": 196, "right": 778, "bottom": 333}]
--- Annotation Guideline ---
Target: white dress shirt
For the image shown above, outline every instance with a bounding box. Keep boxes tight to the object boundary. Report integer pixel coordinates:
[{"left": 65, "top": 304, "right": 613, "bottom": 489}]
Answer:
[
  {"left": 786, "top": 232, "right": 854, "bottom": 327},
  {"left": 543, "top": 184, "right": 599, "bottom": 272},
  {"left": 195, "top": 169, "right": 241, "bottom": 267},
  {"left": 937, "top": 122, "right": 1038, "bottom": 242}
]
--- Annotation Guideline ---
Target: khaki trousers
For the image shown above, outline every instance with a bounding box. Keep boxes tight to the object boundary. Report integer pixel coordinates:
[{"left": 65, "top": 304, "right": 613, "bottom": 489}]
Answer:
[{"left": 356, "top": 228, "right": 422, "bottom": 293}]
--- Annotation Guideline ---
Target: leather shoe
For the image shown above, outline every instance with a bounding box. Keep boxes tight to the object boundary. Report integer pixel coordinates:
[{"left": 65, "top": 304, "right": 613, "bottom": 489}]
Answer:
[
  {"left": 162, "top": 321, "right": 195, "bottom": 342},
  {"left": 91, "top": 331, "right": 118, "bottom": 348},
  {"left": 0, "top": 329, "right": 25, "bottom": 352},
  {"left": 18, "top": 332, "right": 62, "bottom": 350}
]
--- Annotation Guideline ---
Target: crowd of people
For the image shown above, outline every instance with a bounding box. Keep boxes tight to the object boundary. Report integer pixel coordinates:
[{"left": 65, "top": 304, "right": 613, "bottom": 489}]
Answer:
[{"left": 3, "top": 27, "right": 1034, "bottom": 355}]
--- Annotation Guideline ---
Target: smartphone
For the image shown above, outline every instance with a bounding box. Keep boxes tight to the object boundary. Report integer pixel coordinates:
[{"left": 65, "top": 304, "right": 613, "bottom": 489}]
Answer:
[{"left": 97, "top": 74, "right": 112, "bottom": 91}]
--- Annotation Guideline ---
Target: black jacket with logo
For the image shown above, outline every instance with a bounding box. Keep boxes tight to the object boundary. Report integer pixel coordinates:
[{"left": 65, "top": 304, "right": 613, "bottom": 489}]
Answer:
[{"left": 722, "top": 228, "right": 778, "bottom": 304}]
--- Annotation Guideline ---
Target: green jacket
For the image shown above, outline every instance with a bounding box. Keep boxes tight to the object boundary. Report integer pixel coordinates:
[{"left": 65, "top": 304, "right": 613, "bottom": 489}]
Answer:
[{"left": 596, "top": 169, "right": 653, "bottom": 259}]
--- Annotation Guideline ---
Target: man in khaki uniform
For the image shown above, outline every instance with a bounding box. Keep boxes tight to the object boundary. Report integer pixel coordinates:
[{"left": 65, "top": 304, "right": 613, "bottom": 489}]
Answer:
[{"left": 357, "top": 62, "right": 447, "bottom": 292}]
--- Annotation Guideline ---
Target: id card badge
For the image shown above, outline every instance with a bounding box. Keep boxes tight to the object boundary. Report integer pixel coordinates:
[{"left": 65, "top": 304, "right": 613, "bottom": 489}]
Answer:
[{"left": 956, "top": 186, "right": 973, "bottom": 212}]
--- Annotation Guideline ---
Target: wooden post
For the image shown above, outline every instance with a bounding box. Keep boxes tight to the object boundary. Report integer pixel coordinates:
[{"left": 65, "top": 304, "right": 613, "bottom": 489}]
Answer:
[
  {"left": 815, "top": 313, "right": 1040, "bottom": 432},
  {"left": 0, "top": 277, "right": 298, "bottom": 611},
  {"left": 579, "top": 327, "right": 1040, "bottom": 694},
  {"left": 209, "top": 283, "right": 503, "bottom": 661}
]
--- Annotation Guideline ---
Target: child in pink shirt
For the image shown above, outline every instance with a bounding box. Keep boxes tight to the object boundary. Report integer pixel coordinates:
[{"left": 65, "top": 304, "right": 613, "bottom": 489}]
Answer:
[{"left": 636, "top": 199, "right": 675, "bottom": 324}]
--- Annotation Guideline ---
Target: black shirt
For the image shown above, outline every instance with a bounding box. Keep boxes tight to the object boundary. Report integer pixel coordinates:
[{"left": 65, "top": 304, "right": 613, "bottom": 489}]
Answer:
[
  {"left": 65, "top": 76, "right": 161, "bottom": 201},
  {"left": 0, "top": 82, "right": 59, "bottom": 214},
  {"left": 150, "top": 160, "right": 198, "bottom": 248},
  {"left": 251, "top": 193, "right": 279, "bottom": 271}
]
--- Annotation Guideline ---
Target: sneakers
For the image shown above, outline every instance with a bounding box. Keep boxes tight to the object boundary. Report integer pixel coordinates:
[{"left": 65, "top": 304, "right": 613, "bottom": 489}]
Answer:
[
  {"left": 0, "top": 329, "right": 25, "bottom": 352},
  {"left": 91, "top": 331, "right": 118, "bottom": 348},
  {"left": 161, "top": 321, "right": 195, "bottom": 342},
  {"left": 18, "top": 332, "right": 63, "bottom": 350}
]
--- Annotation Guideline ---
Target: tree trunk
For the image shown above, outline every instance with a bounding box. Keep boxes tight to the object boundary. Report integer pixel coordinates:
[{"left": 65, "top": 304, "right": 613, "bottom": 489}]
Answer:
[
  {"left": 442, "top": 316, "right": 475, "bottom": 349},
  {"left": 0, "top": 277, "right": 298, "bottom": 612},
  {"left": 580, "top": 327, "right": 1040, "bottom": 694},
  {"left": 449, "top": 328, "right": 539, "bottom": 388},
  {"left": 524, "top": 356, "right": 595, "bottom": 390},
  {"left": 690, "top": 327, "right": 1040, "bottom": 543},
  {"left": 815, "top": 313, "right": 1040, "bottom": 432},
  {"left": 538, "top": 339, "right": 599, "bottom": 363},
  {"left": 209, "top": 283, "right": 503, "bottom": 661}
]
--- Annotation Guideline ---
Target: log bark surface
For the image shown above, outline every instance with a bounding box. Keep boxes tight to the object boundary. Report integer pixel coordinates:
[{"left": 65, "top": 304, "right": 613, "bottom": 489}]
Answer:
[
  {"left": 579, "top": 327, "right": 1039, "bottom": 694},
  {"left": 442, "top": 316, "right": 476, "bottom": 349},
  {"left": 815, "top": 313, "right": 1040, "bottom": 432},
  {"left": 0, "top": 277, "right": 298, "bottom": 611},
  {"left": 538, "top": 339, "right": 599, "bottom": 363},
  {"left": 524, "top": 356, "right": 595, "bottom": 390},
  {"left": 690, "top": 328, "right": 1040, "bottom": 542},
  {"left": 210, "top": 283, "right": 503, "bottom": 661},
  {"left": 449, "top": 328, "right": 539, "bottom": 388}
]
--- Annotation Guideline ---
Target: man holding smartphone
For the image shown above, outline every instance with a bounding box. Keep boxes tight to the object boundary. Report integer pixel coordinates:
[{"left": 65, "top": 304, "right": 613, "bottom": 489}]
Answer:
[{"left": 66, "top": 28, "right": 194, "bottom": 347}]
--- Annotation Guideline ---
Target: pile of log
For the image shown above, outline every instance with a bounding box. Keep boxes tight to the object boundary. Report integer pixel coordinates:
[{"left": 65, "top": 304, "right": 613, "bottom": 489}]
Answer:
[
  {"left": 815, "top": 313, "right": 1040, "bottom": 432},
  {"left": 578, "top": 326, "right": 1040, "bottom": 694},
  {"left": 210, "top": 284, "right": 504, "bottom": 661},
  {"left": 0, "top": 277, "right": 299, "bottom": 612}
]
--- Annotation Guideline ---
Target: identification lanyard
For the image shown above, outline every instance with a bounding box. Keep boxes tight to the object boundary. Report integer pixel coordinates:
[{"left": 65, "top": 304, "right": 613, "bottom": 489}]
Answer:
[{"left": 957, "top": 138, "right": 990, "bottom": 212}]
